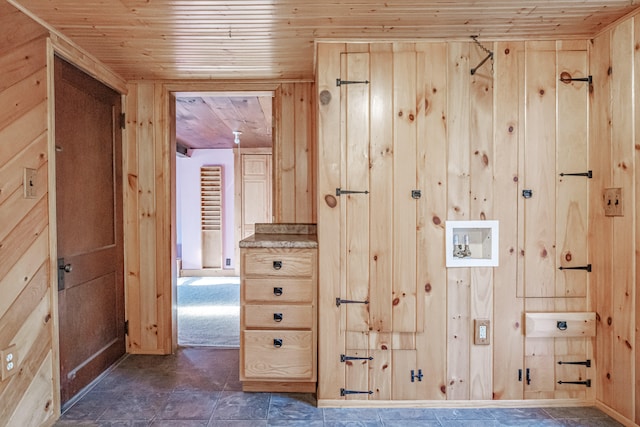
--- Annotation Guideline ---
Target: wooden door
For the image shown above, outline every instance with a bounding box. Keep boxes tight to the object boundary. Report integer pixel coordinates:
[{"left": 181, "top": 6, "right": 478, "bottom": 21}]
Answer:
[
  {"left": 339, "top": 49, "right": 425, "bottom": 400},
  {"left": 241, "top": 153, "right": 272, "bottom": 238},
  {"left": 55, "top": 56, "right": 125, "bottom": 404}
]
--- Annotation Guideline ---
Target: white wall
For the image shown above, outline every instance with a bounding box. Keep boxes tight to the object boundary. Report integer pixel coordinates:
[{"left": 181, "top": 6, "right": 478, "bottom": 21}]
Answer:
[{"left": 176, "top": 149, "right": 235, "bottom": 270}]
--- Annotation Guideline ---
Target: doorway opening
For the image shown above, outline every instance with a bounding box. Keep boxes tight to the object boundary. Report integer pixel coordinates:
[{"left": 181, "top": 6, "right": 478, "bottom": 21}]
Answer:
[{"left": 174, "top": 92, "right": 274, "bottom": 347}]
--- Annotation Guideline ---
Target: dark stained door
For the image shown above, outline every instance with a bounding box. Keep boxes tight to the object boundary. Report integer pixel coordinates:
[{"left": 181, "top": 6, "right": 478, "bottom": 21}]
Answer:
[{"left": 54, "top": 56, "right": 125, "bottom": 404}]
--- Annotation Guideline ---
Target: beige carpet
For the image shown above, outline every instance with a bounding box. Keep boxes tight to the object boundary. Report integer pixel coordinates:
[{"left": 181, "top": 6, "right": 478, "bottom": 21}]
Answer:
[{"left": 177, "top": 277, "right": 240, "bottom": 347}]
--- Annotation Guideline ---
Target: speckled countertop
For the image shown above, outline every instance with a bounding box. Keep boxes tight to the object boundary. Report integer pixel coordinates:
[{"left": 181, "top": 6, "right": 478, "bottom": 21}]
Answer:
[{"left": 239, "top": 223, "right": 318, "bottom": 248}]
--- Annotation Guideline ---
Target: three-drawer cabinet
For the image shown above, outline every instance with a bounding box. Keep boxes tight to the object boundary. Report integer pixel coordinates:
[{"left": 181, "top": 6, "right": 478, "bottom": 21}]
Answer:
[{"left": 239, "top": 245, "right": 318, "bottom": 392}]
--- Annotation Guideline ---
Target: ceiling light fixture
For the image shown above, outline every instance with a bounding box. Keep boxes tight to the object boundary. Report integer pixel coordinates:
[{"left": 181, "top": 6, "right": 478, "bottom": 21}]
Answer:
[{"left": 233, "top": 130, "right": 242, "bottom": 144}]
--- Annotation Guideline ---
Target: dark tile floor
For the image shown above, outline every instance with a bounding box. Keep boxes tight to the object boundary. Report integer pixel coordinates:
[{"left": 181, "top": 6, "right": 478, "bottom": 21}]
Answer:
[{"left": 54, "top": 347, "right": 623, "bottom": 427}]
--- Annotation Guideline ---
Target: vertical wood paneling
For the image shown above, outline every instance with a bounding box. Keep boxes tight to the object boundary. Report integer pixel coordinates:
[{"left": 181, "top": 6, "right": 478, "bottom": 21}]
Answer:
[
  {"left": 369, "top": 44, "right": 394, "bottom": 334},
  {"left": 493, "top": 40, "right": 524, "bottom": 400},
  {"left": 589, "top": 29, "right": 614, "bottom": 408},
  {"left": 446, "top": 42, "right": 471, "bottom": 400},
  {"left": 468, "top": 41, "right": 494, "bottom": 401},
  {"left": 392, "top": 45, "right": 418, "bottom": 333},
  {"left": 610, "top": 18, "right": 635, "bottom": 419},
  {"left": 416, "top": 42, "right": 448, "bottom": 400},
  {"left": 344, "top": 52, "right": 370, "bottom": 335},
  {"left": 316, "top": 42, "right": 346, "bottom": 400},
  {"left": 274, "top": 82, "right": 317, "bottom": 224},
  {"left": 0, "top": 3, "right": 55, "bottom": 423},
  {"left": 635, "top": 17, "right": 640, "bottom": 425}
]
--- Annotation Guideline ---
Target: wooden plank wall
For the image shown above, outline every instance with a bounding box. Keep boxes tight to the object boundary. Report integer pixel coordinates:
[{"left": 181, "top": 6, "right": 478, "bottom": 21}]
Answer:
[
  {"left": 590, "top": 12, "right": 639, "bottom": 425},
  {"left": 316, "top": 40, "right": 593, "bottom": 403},
  {"left": 124, "top": 81, "right": 316, "bottom": 354},
  {"left": 0, "top": 2, "right": 55, "bottom": 426}
]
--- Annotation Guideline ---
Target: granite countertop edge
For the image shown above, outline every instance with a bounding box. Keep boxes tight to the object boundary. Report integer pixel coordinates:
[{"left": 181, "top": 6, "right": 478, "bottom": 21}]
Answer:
[{"left": 239, "top": 223, "right": 318, "bottom": 249}]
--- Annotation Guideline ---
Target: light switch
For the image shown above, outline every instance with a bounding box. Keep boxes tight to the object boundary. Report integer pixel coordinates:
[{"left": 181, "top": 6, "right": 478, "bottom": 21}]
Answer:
[
  {"left": 603, "top": 188, "right": 623, "bottom": 216},
  {"left": 23, "top": 168, "right": 37, "bottom": 199},
  {"left": 474, "top": 319, "right": 490, "bottom": 345}
]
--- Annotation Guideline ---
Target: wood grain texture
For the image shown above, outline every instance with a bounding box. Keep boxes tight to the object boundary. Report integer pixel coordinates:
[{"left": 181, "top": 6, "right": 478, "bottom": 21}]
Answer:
[
  {"left": 10, "top": 0, "right": 640, "bottom": 80},
  {"left": 492, "top": 40, "right": 524, "bottom": 401},
  {"left": 0, "top": 6, "right": 55, "bottom": 421}
]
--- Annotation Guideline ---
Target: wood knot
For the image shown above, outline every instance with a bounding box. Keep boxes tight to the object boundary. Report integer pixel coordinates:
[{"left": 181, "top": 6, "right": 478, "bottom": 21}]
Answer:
[
  {"left": 324, "top": 194, "right": 337, "bottom": 208},
  {"left": 504, "top": 48, "right": 510, "bottom": 55},
  {"left": 44, "top": 313, "right": 51, "bottom": 323},
  {"left": 346, "top": 361, "right": 353, "bottom": 366},
  {"left": 606, "top": 373, "right": 611, "bottom": 379},
  {"left": 514, "top": 322, "right": 520, "bottom": 329},
  {"left": 482, "top": 154, "right": 489, "bottom": 167},
  {"left": 508, "top": 125, "right": 514, "bottom": 133},
  {"left": 425, "top": 283, "right": 432, "bottom": 293},
  {"left": 392, "top": 297, "right": 400, "bottom": 306},
  {"left": 607, "top": 317, "right": 612, "bottom": 326},
  {"left": 319, "top": 90, "right": 332, "bottom": 105},
  {"left": 381, "top": 344, "right": 388, "bottom": 350},
  {"left": 45, "top": 400, "right": 52, "bottom": 411},
  {"left": 382, "top": 364, "right": 388, "bottom": 370},
  {"left": 373, "top": 255, "right": 378, "bottom": 261},
  {"left": 509, "top": 247, "right": 514, "bottom": 254},
  {"left": 539, "top": 89, "right": 545, "bottom": 96},
  {"left": 559, "top": 71, "right": 572, "bottom": 84},
  {"left": 440, "top": 385, "right": 447, "bottom": 394},
  {"left": 398, "top": 111, "right": 403, "bottom": 117},
  {"left": 432, "top": 216, "right": 441, "bottom": 225},
  {"left": 565, "top": 252, "right": 572, "bottom": 262},
  {"left": 408, "top": 113, "right": 415, "bottom": 121},
  {"left": 540, "top": 248, "right": 548, "bottom": 258},
  {"left": 626, "top": 340, "right": 632, "bottom": 350},
  {"left": 608, "top": 66, "right": 612, "bottom": 76}
]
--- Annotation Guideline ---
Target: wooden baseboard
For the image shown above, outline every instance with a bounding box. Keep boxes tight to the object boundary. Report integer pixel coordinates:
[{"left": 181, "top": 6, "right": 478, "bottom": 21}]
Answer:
[
  {"left": 595, "top": 401, "right": 638, "bottom": 427},
  {"left": 316, "top": 398, "right": 595, "bottom": 409},
  {"left": 242, "top": 381, "right": 317, "bottom": 393}
]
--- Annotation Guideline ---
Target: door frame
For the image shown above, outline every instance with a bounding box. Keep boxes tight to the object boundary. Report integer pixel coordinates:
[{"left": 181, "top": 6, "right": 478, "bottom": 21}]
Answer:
[
  {"left": 166, "top": 81, "right": 281, "bottom": 352},
  {"left": 46, "top": 39, "right": 128, "bottom": 415}
]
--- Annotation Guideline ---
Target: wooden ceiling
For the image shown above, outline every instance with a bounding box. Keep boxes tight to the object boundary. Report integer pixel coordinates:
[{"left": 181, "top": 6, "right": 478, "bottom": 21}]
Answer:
[
  {"left": 175, "top": 95, "right": 273, "bottom": 150},
  {"left": 9, "top": 0, "right": 640, "bottom": 82}
]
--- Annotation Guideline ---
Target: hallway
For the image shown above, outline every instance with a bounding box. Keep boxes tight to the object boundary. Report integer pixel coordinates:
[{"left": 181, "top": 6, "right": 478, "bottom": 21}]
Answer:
[{"left": 53, "top": 347, "right": 622, "bottom": 426}]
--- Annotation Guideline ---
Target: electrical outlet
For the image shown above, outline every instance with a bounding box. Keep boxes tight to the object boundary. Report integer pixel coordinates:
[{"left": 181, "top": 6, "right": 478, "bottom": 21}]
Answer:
[
  {"left": 1, "top": 345, "right": 18, "bottom": 381},
  {"left": 603, "top": 188, "right": 623, "bottom": 217},
  {"left": 226, "top": 258, "right": 231, "bottom": 266},
  {"left": 474, "top": 319, "right": 490, "bottom": 345},
  {"left": 23, "top": 168, "right": 37, "bottom": 199}
]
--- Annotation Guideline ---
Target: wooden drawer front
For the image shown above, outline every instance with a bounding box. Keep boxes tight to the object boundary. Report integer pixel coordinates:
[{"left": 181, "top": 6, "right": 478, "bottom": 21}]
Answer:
[
  {"left": 243, "top": 248, "right": 315, "bottom": 278},
  {"left": 242, "top": 330, "right": 313, "bottom": 380},
  {"left": 525, "top": 312, "right": 596, "bottom": 338},
  {"left": 244, "top": 305, "right": 313, "bottom": 329},
  {"left": 243, "top": 278, "right": 313, "bottom": 303}
]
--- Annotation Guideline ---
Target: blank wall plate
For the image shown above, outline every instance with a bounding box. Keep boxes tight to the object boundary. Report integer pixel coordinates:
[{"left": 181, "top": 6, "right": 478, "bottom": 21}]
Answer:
[{"left": 474, "top": 319, "right": 490, "bottom": 345}]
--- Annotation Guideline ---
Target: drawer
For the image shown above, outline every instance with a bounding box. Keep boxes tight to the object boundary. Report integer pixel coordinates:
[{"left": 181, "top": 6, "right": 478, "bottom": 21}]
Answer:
[
  {"left": 525, "top": 312, "right": 596, "bottom": 338},
  {"left": 244, "top": 305, "right": 313, "bottom": 329},
  {"left": 242, "top": 248, "right": 315, "bottom": 279},
  {"left": 243, "top": 278, "right": 313, "bottom": 303},
  {"left": 242, "top": 330, "right": 314, "bottom": 380}
]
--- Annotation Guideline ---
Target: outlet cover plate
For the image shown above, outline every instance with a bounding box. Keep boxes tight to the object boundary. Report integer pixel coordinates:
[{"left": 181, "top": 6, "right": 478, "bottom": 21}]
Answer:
[
  {"left": 0, "top": 345, "right": 18, "bottom": 381},
  {"left": 474, "top": 319, "right": 490, "bottom": 345}
]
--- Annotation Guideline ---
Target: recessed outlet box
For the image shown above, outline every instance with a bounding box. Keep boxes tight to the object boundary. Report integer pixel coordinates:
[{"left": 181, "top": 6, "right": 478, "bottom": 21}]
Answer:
[
  {"left": 603, "top": 188, "right": 623, "bottom": 217},
  {"left": 1, "top": 345, "right": 18, "bottom": 381},
  {"left": 23, "top": 168, "right": 37, "bottom": 199},
  {"left": 474, "top": 319, "right": 490, "bottom": 345},
  {"left": 445, "top": 220, "right": 499, "bottom": 267}
]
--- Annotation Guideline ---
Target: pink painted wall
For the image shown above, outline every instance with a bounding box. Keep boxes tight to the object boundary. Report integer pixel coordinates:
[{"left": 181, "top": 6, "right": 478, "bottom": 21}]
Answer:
[{"left": 176, "top": 149, "right": 235, "bottom": 270}]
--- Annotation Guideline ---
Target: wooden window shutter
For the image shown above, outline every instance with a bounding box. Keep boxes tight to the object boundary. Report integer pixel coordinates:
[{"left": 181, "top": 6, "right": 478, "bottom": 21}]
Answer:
[{"left": 201, "top": 165, "right": 223, "bottom": 269}]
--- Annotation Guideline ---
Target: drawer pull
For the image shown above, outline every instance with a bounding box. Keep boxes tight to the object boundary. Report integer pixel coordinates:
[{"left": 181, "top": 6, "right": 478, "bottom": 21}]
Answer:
[
  {"left": 273, "top": 338, "right": 283, "bottom": 348},
  {"left": 557, "top": 321, "right": 568, "bottom": 331},
  {"left": 273, "top": 313, "right": 283, "bottom": 322},
  {"left": 273, "top": 260, "right": 282, "bottom": 270},
  {"left": 273, "top": 287, "right": 283, "bottom": 296}
]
